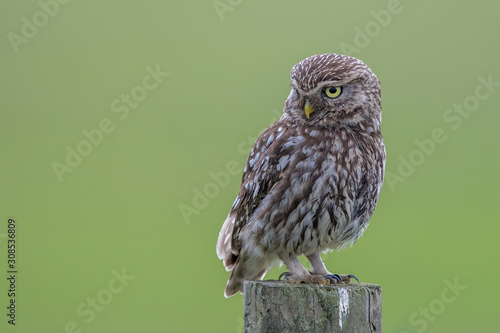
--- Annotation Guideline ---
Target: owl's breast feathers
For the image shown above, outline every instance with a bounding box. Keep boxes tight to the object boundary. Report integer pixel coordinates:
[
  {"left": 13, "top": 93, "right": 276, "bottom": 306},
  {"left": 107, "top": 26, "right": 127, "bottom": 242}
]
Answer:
[{"left": 217, "top": 120, "right": 384, "bottom": 267}]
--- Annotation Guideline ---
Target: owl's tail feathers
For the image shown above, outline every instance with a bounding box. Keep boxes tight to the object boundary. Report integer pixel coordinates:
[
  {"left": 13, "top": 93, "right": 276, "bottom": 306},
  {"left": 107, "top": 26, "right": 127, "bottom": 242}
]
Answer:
[
  {"left": 216, "top": 215, "right": 238, "bottom": 271},
  {"left": 217, "top": 214, "right": 269, "bottom": 297},
  {"left": 224, "top": 250, "right": 268, "bottom": 298}
]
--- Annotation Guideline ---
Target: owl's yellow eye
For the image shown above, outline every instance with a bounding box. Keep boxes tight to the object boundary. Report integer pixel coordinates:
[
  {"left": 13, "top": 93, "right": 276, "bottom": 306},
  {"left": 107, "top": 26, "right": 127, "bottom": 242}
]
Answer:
[{"left": 324, "top": 86, "right": 342, "bottom": 98}]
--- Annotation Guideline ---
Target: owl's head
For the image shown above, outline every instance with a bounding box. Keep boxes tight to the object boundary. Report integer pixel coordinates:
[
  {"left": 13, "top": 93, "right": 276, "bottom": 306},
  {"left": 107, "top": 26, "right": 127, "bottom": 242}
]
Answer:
[{"left": 283, "top": 53, "right": 381, "bottom": 131}]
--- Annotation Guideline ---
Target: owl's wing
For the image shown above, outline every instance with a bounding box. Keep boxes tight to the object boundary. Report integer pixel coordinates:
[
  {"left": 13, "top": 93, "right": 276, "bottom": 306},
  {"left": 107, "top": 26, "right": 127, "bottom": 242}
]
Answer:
[{"left": 216, "top": 121, "right": 295, "bottom": 270}]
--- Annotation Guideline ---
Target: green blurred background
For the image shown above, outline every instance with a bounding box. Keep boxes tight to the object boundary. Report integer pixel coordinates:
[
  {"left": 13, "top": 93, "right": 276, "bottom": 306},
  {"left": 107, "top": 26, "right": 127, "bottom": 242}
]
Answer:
[{"left": 1, "top": 1, "right": 498, "bottom": 332}]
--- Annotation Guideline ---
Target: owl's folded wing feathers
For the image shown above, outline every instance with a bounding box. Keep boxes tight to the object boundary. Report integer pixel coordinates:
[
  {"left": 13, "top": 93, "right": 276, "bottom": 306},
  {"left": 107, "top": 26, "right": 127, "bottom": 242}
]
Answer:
[{"left": 216, "top": 121, "right": 293, "bottom": 271}]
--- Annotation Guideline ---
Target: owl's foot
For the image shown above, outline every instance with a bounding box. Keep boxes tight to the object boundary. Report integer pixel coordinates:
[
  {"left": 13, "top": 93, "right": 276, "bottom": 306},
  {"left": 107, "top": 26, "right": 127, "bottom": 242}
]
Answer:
[
  {"left": 326, "top": 273, "right": 360, "bottom": 284},
  {"left": 324, "top": 274, "right": 343, "bottom": 284},
  {"left": 279, "top": 272, "right": 359, "bottom": 285}
]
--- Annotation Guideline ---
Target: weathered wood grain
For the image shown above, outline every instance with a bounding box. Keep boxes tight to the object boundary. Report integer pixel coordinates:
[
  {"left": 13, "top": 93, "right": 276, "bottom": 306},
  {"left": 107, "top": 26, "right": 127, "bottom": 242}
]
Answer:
[{"left": 244, "top": 280, "right": 382, "bottom": 333}]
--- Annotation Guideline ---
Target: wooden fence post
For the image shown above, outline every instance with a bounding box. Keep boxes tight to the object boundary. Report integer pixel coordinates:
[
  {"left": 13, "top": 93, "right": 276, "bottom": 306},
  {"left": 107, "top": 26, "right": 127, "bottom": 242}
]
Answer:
[{"left": 243, "top": 280, "right": 382, "bottom": 332}]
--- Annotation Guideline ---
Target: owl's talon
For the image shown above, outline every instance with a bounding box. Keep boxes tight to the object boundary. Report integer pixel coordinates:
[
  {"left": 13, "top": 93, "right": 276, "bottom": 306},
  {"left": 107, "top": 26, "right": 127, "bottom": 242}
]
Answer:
[
  {"left": 278, "top": 272, "right": 291, "bottom": 281},
  {"left": 325, "top": 274, "right": 342, "bottom": 284},
  {"left": 324, "top": 273, "right": 360, "bottom": 284},
  {"left": 344, "top": 274, "right": 360, "bottom": 283}
]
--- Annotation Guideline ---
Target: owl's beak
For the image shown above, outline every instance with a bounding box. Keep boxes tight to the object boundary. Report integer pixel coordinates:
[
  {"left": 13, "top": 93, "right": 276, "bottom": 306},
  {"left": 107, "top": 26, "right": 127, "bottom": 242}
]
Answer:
[{"left": 304, "top": 102, "right": 314, "bottom": 119}]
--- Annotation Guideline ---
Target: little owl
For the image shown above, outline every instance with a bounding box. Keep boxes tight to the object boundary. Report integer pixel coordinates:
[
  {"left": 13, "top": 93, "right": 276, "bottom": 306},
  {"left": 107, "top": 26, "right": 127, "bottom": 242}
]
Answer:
[{"left": 216, "top": 53, "right": 385, "bottom": 297}]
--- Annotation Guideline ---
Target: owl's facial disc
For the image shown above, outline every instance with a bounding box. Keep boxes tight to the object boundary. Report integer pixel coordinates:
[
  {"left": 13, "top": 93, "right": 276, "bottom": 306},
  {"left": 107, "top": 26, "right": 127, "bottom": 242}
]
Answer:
[{"left": 301, "top": 84, "right": 343, "bottom": 120}]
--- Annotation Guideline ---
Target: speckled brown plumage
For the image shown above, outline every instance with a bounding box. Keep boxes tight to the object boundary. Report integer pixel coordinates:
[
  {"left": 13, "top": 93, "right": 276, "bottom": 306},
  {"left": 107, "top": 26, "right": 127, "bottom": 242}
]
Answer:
[{"left": 217, "top": 53, "right": 385, "bottom": 297}]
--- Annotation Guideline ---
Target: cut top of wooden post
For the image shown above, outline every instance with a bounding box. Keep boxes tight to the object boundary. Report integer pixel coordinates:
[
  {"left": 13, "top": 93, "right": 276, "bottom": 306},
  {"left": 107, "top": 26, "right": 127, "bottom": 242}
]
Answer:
[{"left": 244, "top": 280, "right": 382, "bottom": 333}]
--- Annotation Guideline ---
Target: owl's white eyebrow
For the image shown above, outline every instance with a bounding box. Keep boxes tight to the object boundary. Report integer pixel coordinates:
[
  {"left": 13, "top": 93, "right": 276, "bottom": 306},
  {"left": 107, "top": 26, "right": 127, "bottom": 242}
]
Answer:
[
  {"left": 290, "top": 80, "right": 344, "bottom": 93},
  {"left": 319, "top": 80, "right": 343, "bottom": 87}
]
